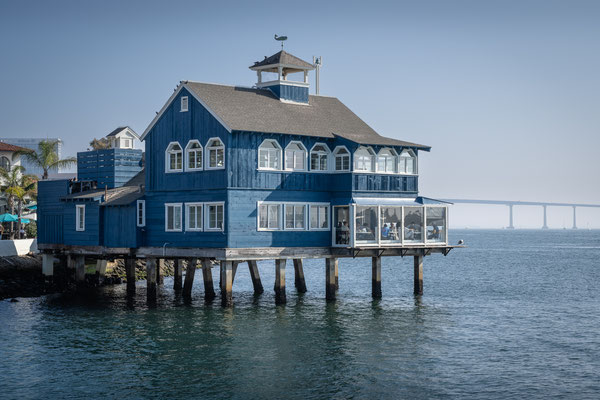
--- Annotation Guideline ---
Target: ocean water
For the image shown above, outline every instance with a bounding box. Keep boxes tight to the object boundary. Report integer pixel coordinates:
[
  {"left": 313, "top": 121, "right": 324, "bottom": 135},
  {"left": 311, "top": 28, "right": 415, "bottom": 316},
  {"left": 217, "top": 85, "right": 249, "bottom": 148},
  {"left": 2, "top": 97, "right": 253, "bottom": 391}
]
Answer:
[{"left": 1, "top": 230, "right": 599, "bottom": 399}]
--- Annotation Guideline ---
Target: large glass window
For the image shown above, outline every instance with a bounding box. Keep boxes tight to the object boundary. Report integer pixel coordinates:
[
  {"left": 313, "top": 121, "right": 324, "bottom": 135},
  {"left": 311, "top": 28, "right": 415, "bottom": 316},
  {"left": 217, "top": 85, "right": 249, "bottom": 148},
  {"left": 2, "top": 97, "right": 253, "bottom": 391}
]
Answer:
[
  {"left": 377, "top": 148, "right": 397, "bottom": 173},
  {"left": 166, "top": 142, "right": 183, "bottom": 172},
  {"left": 165, "top": 203, "right": 182, "bottom": 232},
  {"left": 185, "top": 140, "right": 203, "bottom": 171},
  {"left": 333, "top": 147, "right": 350, "bottom": 171},
  {"left": 206, "top": 203, "right": 224, "bottom": 230},
  {"left": 354, "top": 147, "right": 375, "bottom": 172},
  {"left": 310, "top": 204, "right": 329, "bottom": 230},
  {"left": 285, "top": 204, "right": 306, "bottom": 230},
  {"left": 186, "top": 203, "right": 203, "bottom": 231},
  {"left": 426, "top": 207, "right": 447, "bottom": 243},
  {"left": 380, "top": 207, "right": 402, "bottom": 243},
  {"left": 399, "top": 149, "right": 417, "bottom": 174},
  {"left": 356, "top": 206, "right": 378, "bottom": 244},
  {"left": 310, "top": 143, "right": 329, "bottom": 171},
  {"left": 285, "top": 142, "right": 307, "bottom": 171},
  {"left": 258, "top": 139, "right": 282, "bottom": 170},
  {"left": 206, "top": 138, "right": 225, "bottom": 169},
  {"left": 403, "top": 207, "right": 424, "bottom": 243},
  {"left": 258, "top": 203, "right": 281, "bottom": 230},
  {"left": 334, "top": 206, "right": 350, "bottom": 245}
]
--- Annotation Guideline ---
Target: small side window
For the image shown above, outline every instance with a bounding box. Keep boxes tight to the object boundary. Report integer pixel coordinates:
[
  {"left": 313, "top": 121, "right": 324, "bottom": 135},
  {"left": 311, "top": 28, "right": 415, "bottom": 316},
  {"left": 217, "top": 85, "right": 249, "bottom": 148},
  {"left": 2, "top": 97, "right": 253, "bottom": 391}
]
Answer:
[
  {"left": 137, "top": 200, "right": 145, "bottom": 227},
  {"left": 76, "top": 204, "right": 85, "bottom": 231},
  {"left": 181, "top": 96, "right": 189, "bottom": 112}
]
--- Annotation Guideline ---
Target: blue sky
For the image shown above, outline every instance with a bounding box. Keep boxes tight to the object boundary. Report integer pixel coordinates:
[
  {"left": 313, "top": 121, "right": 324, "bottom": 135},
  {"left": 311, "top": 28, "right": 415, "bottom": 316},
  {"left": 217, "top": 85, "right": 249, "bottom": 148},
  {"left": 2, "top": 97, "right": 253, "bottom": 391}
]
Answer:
[{"left": 1, "top": 0, "right": 599, "bottom": 227}]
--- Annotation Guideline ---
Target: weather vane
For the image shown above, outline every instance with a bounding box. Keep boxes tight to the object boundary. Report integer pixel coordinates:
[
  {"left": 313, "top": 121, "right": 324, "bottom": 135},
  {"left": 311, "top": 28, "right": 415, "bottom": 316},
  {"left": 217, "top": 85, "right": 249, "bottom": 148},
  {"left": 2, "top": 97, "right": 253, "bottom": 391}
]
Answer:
[{"left": 274, "top": 34, "right": 287, "bottom": 49}]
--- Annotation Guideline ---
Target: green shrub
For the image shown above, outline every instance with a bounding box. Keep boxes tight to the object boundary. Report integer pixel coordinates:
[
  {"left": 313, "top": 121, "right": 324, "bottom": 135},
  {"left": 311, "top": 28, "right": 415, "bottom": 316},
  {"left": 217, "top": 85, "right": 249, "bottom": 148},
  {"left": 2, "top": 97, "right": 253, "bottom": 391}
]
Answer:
[{"left": 25, "top": 221, "right": 37, "bottom": 238}]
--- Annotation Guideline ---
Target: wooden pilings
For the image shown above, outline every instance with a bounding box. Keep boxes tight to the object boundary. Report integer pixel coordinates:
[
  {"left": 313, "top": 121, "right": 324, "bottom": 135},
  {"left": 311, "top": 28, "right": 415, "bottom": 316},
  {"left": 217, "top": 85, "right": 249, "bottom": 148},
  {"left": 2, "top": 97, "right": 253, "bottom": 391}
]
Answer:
[
  {"left": 157, "top": 259, "right": 165, "bottom": 285},
  {"left": 42, "top": 254, "right": 54, "bottom": 278},
  {"left": 413, "top": 255, "right": 423, "bottom": 295},
  {"left": 247, "top": 260, "right": 264, "bottom": 295},
  {"left": 146, "top": 258, "right": 157, "bottom": 301},
  {"left": 173, "top": 259, "right": 183, "bottom": 291},
  {"left": 221, "top": 261, "right": 234, "bottom": 307},
  {"left": 95, "top": 259, "right": 108, "bottom": 284},
  {"left": 372, "top": 256, "right": 382, "bottom": 299},
  {"left": 183, "top": 258, "right": 197, "bottom": 297},
  {"left": 293, "top": 259, "right": 307, "bottom": 293},
  {"left": 202, "top": 259, "right": 216, "bottom": 301},
  {"left": 274, "top": 259, "right": 286, "bottom": 304},
  {"left": 325, "top": 258, "right": 337, "bottom": 301},
  {"left": 72, "top": 255, "right": 85, "bottom": 284},
  {"left": 125, "top": 258, "right": 136, "bottom": 293}
]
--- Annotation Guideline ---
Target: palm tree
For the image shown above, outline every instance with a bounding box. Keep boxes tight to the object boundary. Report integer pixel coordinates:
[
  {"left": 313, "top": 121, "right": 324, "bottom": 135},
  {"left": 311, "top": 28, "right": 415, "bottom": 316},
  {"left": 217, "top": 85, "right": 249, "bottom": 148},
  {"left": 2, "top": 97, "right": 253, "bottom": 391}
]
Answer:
[
  {"left": 0, "top": 165, "right": 37, "bottom": 239},
  {"left": 89, "top": 137, "right": 111, "bottom": 150},
  {"left": 15, "top": 139, "right": 76, "bottom": 180}
]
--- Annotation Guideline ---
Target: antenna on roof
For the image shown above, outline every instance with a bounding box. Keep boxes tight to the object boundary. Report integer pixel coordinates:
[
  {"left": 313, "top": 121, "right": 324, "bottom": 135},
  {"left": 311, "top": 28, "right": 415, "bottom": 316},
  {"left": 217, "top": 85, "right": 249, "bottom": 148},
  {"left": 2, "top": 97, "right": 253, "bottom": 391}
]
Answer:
[
  {"left": 313, "top": 56, "right": 323, "bottom": 95},
  {"left": 274, "top": 34, "right": 287, "bottom": 49}
]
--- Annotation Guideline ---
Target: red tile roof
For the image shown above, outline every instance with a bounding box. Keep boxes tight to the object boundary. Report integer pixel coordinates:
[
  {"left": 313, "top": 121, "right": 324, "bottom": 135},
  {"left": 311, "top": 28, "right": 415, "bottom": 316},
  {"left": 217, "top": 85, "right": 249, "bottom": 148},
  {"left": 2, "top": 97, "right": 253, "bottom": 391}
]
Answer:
[{"left": 0, "top": 142, "right": 32, "bottom": 152}]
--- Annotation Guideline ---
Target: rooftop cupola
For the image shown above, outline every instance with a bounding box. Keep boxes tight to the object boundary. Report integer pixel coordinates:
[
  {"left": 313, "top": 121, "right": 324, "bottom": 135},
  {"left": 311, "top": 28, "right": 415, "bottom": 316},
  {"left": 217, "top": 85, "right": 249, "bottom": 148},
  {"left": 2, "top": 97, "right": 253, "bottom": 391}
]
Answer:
[{"left": 250, "top": 50, "right": 315, "bottom": 104}]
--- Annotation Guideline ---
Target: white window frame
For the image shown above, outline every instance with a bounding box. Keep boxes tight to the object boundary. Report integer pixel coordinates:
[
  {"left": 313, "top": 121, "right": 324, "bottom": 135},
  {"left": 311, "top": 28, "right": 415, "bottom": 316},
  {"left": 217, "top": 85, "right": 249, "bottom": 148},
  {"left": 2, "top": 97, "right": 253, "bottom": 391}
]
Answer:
[
  {"left": 354, "top": 146, "right": 375, "bottom": 173},
  {"left": 205, "top": 202, "right": 225, "bottom": 231},
  {"left": 284, "top": 141, "right": 307, "bottom": 171},
  {"left": 136, "top": 200, "right": 145, "bottom": 227},
  {"left": 309, "top": 203, "right": 331, "bottom": 231},
  {"left": 257, "top": 201, "right": 282, "bottom": 231},
  {"left": 206, "top": 137, "right": 225, "bottom": 170},
  {"left": 165, "top": 141, "right": 183, "bottom": 173},
  {"left": 185, "top": 140, "right": 203, "bottom": 171},
  {"left": 309, "top": 143, "right": 331, "bottom": 172},
  {"left": 377, "top": 148, "right": 398, "bottom": 174},
  {"left": 398, "top": 149, "right": 418, "bottom": 175},
  {"left": 165, "top": 203, "right": 183, "bottom": 232},
  {"left": 180, "top": 96, "right": 189, "bottom": 112},
  {"left": 284, "top": 203, "right": 307, "bottom": 230},
  {"left": 258, "top": 139, "right": 282, "bottom": 171},
  {"left": 333, "top": 145, "right": 351, "bottom": 172},
  {"left": 75, "top": 204, "right": 85, "bottom": 232},
  {"left": 185, "top": 202, "right": 203, "bottom": 232}
]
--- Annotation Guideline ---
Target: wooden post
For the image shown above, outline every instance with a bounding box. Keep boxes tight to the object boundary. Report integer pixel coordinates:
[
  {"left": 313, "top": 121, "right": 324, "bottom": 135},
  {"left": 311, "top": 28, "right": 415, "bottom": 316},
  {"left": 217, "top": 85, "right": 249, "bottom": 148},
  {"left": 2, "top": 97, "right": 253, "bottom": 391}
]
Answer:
[
  {"left": 293, "top": 259, "right": 307, "bottom": 293},
  {"left": 183, "top": 258, "right": 197, "bottom": 297},
  {"left": 173, "top": 259, "right": 183, "bottom": 291},
  {"left": 95, "top": 259, "right": 108, "bottom": 284},
  {"left": 201, "top": 259, "right": 216, "bottom": 301},
  {"left": 274, "top": 259, "right": 286, "bottom": 304},
  {"left": 146, "top": 258, "right": 157, "bottom": 301},
  {"left": 73, "top": 255, "right": 85, "bottom": 284},
  {"left": 221, "top": 261, "right": 234, "bottom": 307},
  {"left": 413, "top": 254, "right": 423, "bottom": 295},
  {"left": 125, "top": 258, "right": 136, "bottom": 293},
  {"left": 372, "top": 256, "right": 382, "bottom": 299},
  {"left": 247, "top": 260, "right": 264, "bottom": 295},
  {"left": 334, "top": 258, "right": 339, "bottom": 290},
  {"left": 231, "top": 261, "right": 239, "bottom": 285},
  {"left": 42, "top": 254, "right": 54, "bottom": 278},
  {"left": 157, "top": 259, "right": 165, "bottom": 285},
  {"left": 325, "top": 258, "right": 336, "bottom": 301}
]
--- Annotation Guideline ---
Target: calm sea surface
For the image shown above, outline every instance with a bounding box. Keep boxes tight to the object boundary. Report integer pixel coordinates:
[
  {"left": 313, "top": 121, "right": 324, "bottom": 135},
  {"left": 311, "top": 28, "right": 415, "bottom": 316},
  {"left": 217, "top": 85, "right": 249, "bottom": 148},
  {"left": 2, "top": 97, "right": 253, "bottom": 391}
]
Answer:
[{"left": 1, "top": 230, "right": 599, "bottom": 399}]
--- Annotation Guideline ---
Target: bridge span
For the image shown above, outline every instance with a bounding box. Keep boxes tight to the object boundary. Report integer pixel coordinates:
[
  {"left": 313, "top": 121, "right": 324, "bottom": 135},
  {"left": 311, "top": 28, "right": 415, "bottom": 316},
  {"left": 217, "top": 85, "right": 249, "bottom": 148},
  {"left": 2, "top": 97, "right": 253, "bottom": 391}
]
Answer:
[{"left": 440, "top": 199, "right": 600, "bottom": 229}]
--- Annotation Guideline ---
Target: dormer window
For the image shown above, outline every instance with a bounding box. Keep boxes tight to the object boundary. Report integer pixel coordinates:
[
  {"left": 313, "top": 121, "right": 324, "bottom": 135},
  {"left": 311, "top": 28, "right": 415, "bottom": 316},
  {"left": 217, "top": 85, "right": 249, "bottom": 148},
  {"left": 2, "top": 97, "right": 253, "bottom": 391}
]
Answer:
[
  {"left": 185, "top": 140, "right": 203, "bottom": 171},
  {"left": 285, "top": 141, "right": 307, "bottom": 171},
  {"left": 354, "top": 146, "right": 375, "bottom": 172},
  {"left": 258, "top": 139, "right": 282, "bottom": 170},
  {"left": 166, "top": 142, "right": 183, "bottom": 172},
  {"left": 399, "top": 149, "right": 417, "bottom": 174},
  {"left": 377, "top": 148, "right": 397, "bottom": 173},
  {"left": 206, "top": 137, "right": 225, "bottom": 169},
  {"left": 181, "top": 96, "right": 188, "bottom": 112},
  {"left": 333, "top": 146, "right": 350, "bottom": 171},
  {"left": 310, "top": 143, "right": 330, "bottom": 171}
]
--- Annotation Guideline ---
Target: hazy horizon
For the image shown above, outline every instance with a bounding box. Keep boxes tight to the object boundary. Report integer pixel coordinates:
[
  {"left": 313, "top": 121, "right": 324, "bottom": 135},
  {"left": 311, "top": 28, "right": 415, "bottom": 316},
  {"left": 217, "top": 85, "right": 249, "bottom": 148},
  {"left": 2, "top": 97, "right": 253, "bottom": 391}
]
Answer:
[{"left": 1, "top": 0, "right": 599, "bottom": 228}]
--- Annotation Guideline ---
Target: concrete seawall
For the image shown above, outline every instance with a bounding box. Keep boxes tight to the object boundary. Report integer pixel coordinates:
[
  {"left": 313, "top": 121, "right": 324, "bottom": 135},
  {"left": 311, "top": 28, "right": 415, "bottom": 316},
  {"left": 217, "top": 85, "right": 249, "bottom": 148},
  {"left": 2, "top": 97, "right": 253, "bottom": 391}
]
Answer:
[{"left": 0, "top": 239, "right": 38, "bottom": 256}]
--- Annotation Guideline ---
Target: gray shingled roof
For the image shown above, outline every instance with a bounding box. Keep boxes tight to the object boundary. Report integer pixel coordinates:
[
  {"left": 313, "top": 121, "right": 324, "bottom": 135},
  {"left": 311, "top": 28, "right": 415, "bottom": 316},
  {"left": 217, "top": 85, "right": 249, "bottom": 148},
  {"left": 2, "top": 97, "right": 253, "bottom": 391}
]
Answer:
[
  {"left": 62, "top": 169, "right": 145, "bottom": 206},
  {"left": 250, "top": 50, "right": 314, "bottom": 70},
  {"left": 185, "top": 82, "right": 430, "bottom": 149},
  {"left": 106, "top": 126, "right": 140, "bottom": 139}
]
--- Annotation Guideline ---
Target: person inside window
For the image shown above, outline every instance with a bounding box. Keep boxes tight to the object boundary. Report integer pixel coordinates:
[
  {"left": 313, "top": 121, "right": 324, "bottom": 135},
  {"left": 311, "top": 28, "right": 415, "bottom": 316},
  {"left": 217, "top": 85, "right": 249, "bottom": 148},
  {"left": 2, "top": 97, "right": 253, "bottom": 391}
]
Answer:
[{"left": 381, "top": 223, "right": 390, "bottom": 239}]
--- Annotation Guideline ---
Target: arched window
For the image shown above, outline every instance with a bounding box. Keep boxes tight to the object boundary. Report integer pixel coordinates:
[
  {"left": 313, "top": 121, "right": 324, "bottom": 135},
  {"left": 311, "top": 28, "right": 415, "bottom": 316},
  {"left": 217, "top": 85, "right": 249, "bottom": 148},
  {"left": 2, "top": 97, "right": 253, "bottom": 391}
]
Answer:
[
  {"left": 377, "top": 148, "right": 397, "bottom": 173},
  {"left": 354, "top": 146, "right": 375, "bottom": 172},
  {"left": 185, "top": 140, "right": 203, "bottom": 171},
  {"left": 398, "top": 149, "right": 417, "bottom": 174},
  {"left": 333, "top": 146, "right": 350, "bottom": 172},
  {"left": 165, "top": 142, "right": 183, "bottom": 172},
  {"left": 310, "top": 143, "right": 330, "bottom": 171},
  {"left": 285, "top": 141, "right": 307, "bottom": 171},
  {"left": 206, "top": 137, "right": 225, "bottom": 169},
  {"left": 0, "top": 156, "right": 10, "bottom": 171},
  {"left": 258, "top": 139, "right": 282, "bottom": 170}
]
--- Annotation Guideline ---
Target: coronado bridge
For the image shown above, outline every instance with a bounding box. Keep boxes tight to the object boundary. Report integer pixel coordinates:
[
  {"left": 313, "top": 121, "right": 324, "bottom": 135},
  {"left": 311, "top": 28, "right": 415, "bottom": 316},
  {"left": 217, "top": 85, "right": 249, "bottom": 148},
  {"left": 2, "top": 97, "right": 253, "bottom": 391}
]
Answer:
[{"left": 440, "top": 199, "right": 600, "bottom": 229}]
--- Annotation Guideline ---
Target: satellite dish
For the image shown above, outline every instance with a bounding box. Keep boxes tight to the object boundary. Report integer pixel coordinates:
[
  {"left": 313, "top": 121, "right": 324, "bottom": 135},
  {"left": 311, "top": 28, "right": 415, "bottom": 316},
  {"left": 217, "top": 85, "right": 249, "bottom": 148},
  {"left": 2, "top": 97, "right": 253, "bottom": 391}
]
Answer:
[{"left": 274, "top": 34, "right": 287, "bottom": 48}]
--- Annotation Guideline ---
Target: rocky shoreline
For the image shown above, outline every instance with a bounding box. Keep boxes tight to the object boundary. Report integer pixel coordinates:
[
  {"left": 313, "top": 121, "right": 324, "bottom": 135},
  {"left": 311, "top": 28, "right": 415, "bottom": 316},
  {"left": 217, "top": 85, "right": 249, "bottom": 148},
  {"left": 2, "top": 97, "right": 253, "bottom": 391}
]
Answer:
[{"left": 0, "top": 255, "right": 175, "bottom": 301}]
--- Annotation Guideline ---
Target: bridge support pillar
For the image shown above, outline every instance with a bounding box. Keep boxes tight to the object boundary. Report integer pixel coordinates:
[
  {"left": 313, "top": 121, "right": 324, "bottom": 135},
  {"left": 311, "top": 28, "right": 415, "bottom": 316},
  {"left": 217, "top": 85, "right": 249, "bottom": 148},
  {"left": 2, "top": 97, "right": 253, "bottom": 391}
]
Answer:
[
  {"left": 542, "top": 205, "right": 548, "bottom": 229},
  {"left": 572, "top": 206, "right": 577, "bottom": 229},
  {"left": 507, "top": 204, "right": 514, "bottom": 229}
]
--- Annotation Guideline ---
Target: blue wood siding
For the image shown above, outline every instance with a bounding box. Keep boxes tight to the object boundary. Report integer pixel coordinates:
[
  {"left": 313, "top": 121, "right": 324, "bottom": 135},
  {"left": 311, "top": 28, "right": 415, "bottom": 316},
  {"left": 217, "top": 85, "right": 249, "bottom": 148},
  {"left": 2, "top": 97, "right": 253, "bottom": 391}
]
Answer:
[
  {"left": 144, "top": 88, "right": 229, "bottom": 193},
  {"left": 37, "top": 180, "right": 69, "bottom": 244},
  {"left": 77, "top": 149, "right": 143, "bottom": 189},
  {"left": 267, "top": 84, "right": 309, "bottom": 103},
  {"left": 62, "top": 201, "right": 102, "bottom": 246},
  {"left": 103, "top": 205, "right": 139, "bottom": 248}
]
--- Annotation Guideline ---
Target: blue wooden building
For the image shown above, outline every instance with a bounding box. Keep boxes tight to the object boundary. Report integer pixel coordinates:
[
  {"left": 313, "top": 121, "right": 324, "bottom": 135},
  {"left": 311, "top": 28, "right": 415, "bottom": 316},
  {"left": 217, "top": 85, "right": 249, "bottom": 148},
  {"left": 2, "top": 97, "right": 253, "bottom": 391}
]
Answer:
[{"left": 38, "top": 50, "right": 456, "bottom": 305}]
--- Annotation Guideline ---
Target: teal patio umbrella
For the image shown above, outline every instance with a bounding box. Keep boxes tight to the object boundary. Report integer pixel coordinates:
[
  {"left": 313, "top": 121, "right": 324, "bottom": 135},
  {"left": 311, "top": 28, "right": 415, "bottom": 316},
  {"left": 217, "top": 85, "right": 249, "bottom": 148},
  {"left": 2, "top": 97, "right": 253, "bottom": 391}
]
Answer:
[{"left": 0, "top": 213, "right": 18, "bottom": 223}]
